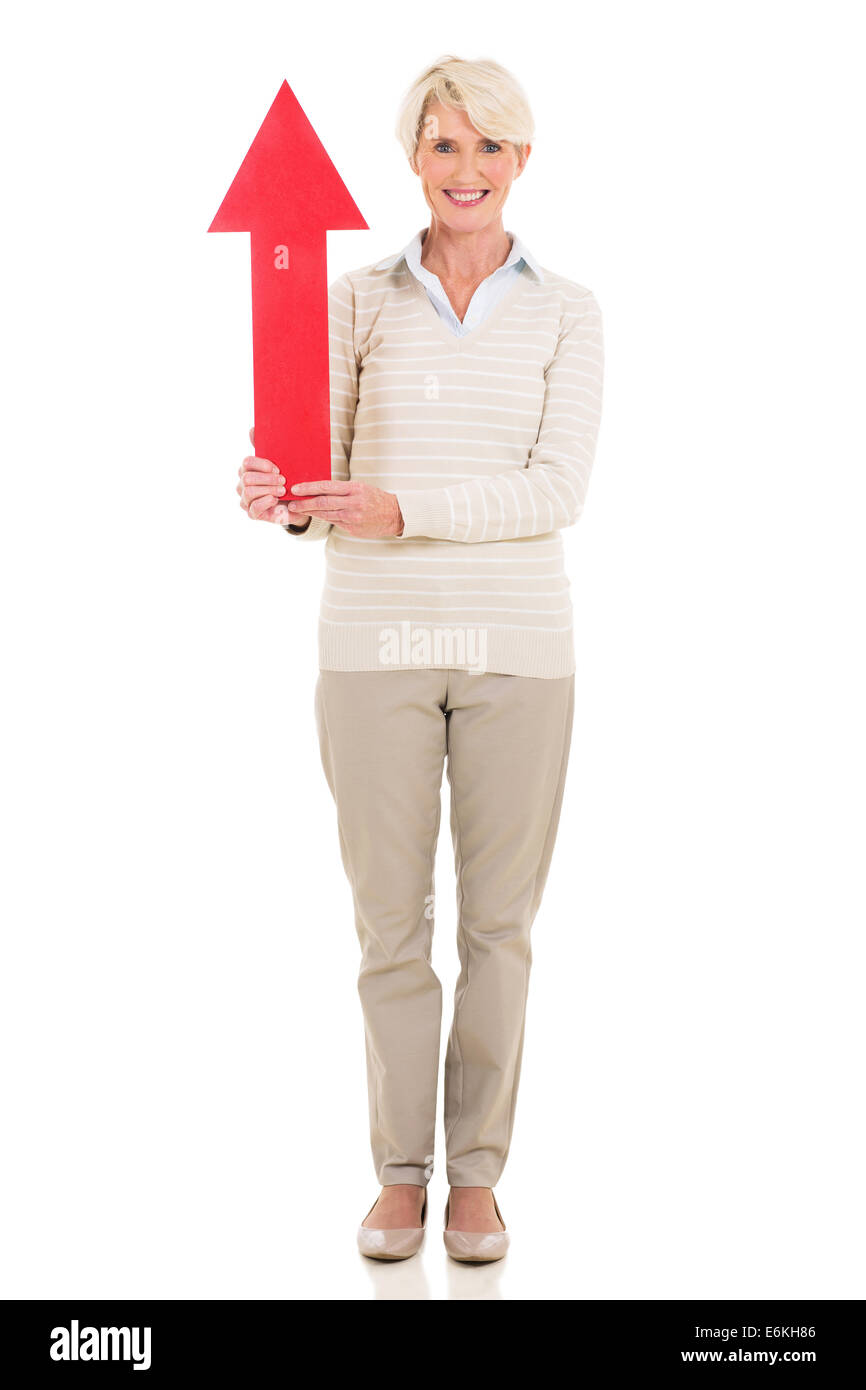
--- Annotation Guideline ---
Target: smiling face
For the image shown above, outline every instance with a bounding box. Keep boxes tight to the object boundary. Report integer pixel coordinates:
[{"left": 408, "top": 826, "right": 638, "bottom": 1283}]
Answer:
[{"left": 411, "top": 100, "right": 530, "bottom": 232}]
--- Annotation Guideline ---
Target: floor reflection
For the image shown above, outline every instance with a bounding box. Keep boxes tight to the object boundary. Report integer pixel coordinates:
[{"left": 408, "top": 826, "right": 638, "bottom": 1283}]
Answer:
[
  {"left": 445, "top": 1253, "right": 505, "bottom": 1300},
  {"left": 358, "top": 1243, "right": 507, "bottom": 1300},
  {"left": 361, "top": 1249, "right": 432, "bottom": 1300}
]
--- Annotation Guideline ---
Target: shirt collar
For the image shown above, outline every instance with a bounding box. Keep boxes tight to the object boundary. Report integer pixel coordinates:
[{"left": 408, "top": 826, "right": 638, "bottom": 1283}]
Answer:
[{"left": 374, "top": 228, "right": 544, "bottom": 282}]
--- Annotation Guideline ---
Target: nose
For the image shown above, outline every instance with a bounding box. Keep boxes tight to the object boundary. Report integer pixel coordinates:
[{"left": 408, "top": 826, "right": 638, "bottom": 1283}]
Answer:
[{"left": 453, "top": 151, "right": 481, "bottom": 183}]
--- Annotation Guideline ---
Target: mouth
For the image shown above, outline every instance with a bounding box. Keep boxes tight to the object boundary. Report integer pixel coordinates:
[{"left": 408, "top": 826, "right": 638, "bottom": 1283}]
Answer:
[{"left": 442, "top": 189, "right": 491, "bottom": 207}]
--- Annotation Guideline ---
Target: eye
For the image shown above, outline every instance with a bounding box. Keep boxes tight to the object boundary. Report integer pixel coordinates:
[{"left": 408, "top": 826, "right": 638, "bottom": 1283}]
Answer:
[{"left": 432, "top": 141, "right": 502, "bottom": 154}]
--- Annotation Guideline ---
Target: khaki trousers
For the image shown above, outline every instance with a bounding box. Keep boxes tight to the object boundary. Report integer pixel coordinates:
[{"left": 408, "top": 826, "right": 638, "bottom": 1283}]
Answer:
[{"left": 314, "top": 667, "right": 575, "bottom": 1188}]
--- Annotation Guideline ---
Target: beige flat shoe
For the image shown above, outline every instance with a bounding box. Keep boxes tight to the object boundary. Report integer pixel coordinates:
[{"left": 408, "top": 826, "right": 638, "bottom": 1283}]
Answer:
[
  {"left": 443, "top": 1191, "right": 510, "bottom": 1263},
  {"left": 357, "top": 1192, "right": 427, "bottom": 1261}
]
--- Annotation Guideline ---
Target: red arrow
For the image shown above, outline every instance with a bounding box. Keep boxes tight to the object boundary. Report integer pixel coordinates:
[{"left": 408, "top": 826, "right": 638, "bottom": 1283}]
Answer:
[{"left": 208, "top": 81, "right": 367, "bottom": 491}]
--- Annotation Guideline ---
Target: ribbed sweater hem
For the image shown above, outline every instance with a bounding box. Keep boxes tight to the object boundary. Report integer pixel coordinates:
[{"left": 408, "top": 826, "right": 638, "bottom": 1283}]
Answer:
[{"left": 318, "top": 619, "right": 575, "bottom": 680}]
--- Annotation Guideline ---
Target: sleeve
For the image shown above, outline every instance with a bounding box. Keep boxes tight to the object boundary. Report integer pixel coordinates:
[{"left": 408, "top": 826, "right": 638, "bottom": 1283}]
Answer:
[
  {"left": 393, "top": 289, "right": 604, "bottom": 543},
  {"left": 284, "top": 271, "right": 359, "bottom": 540}
]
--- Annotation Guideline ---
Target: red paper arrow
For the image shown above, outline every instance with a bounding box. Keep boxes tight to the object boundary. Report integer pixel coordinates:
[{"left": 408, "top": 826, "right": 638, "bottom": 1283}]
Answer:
[{"left": 208, "top": 81, "right": 367, "bottom": 491}]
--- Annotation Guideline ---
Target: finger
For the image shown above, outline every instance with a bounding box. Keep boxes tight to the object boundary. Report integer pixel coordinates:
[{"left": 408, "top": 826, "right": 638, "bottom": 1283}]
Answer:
[
  {"left": 244, "top": 467, "right": 286, "bottom": 489},
  {"left": 287, "top": 497, "right": 349, "bottom": 518},
  {"left": 243, "top": 473, "right": 286, "bottom": 493},
  {"left": 248, "top": 495, "right": 277, "bottom": 520},
  {"left": 246, "top": 494, "right": 283, "bottom": 522},
  {"left": 249, "top": 426, "right": 255, "bottom": 448},
  {"left": 242, "top": 455, "right": 281, "bottom": 476},
  {"left": 289, "top": 480, "right": 353, "bottom": 496},
  {"left": 245, "top": 490, "right": 286, "bottom": 513},
  {"left": 255, "top": 500, "right": 295, "bottom": 524},
  {"left": 241, "top": 468, "right": 282, "bottom": 489}
]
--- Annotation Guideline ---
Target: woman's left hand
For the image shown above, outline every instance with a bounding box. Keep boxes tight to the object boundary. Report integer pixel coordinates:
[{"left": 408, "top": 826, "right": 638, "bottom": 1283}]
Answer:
[{"left": 286, "top": 480, "right": 404, "bottom": 538}]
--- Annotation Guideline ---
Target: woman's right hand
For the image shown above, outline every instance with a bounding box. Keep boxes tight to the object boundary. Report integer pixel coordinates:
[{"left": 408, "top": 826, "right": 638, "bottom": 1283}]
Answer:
[{"left": 237, "top": 427, "right": 311, "bottom": 528}]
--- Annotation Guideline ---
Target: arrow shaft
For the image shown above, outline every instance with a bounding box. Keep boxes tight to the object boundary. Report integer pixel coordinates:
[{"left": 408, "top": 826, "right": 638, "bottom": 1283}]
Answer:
[{"left": 250, "top": 233, "right": 331, "bottom": 490}]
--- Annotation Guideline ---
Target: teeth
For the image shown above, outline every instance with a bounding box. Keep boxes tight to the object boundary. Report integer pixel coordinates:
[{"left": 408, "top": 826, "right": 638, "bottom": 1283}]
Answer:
[{"left": 447, "top": 190, "right": 487, "bottom": 202}]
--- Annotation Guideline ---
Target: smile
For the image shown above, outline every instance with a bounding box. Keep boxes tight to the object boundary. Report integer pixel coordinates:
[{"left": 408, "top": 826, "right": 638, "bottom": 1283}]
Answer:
[{"left": 442, "top": 189, "right": 490, "bottom": 206}]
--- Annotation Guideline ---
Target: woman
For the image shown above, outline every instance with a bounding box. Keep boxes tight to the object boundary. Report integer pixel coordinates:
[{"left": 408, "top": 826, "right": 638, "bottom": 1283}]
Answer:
[{"left": 237, "top": 55, "right": 604, "bottom": 1262}]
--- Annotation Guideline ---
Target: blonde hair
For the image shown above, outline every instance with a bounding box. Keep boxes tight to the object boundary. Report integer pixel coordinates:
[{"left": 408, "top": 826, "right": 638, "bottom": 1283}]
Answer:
[{"left": 395, "top": 55, "right": 535, "bottom": 169}]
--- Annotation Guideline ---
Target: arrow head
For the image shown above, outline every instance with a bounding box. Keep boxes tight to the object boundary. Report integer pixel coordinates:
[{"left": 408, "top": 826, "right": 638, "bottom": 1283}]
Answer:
[{"left": 208, "top": 80, "right": 368, "bottom": 235}]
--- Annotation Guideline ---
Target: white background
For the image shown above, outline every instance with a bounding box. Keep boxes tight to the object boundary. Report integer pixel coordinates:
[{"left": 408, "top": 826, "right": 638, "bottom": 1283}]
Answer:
[{"left": 2, "top": 0, "right": 864, "bottom": 1302}]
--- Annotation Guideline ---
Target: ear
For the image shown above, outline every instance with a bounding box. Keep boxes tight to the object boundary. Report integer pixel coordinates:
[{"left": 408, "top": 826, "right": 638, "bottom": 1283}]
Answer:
[{"left": 515, "top": 142, "right": 532, "bottom": 176}]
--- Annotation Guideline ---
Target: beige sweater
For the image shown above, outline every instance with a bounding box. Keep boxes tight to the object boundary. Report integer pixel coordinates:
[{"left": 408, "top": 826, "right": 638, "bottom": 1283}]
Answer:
[{"left": 285, "top": 253, "right": 604, "bottom": 678}]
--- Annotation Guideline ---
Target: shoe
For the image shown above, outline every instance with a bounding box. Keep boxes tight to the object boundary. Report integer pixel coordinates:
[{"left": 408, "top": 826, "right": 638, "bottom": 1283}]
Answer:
[
  {"left": 443, "top": 1191, "right": 510, "bottom": 1263},
  {"left": 356, "top": 1191, "right": 427, "bottom": 1261}
]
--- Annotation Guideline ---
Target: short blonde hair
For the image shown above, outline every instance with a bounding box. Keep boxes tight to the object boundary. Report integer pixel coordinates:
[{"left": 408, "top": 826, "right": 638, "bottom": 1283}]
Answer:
[{"left": 395, "top": 55, "right": 535, "bottom": 169}]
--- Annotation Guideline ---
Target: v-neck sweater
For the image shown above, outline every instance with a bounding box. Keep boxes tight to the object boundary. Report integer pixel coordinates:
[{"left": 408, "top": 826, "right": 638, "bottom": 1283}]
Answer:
[{"left": 287, "top": 256, "right": 604, "bottom": 679}]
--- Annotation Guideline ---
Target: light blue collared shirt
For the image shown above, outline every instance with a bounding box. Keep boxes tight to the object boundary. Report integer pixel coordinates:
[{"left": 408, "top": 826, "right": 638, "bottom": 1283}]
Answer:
[{"left": 373, "top": 228, "right": 545, "bottom": 337}]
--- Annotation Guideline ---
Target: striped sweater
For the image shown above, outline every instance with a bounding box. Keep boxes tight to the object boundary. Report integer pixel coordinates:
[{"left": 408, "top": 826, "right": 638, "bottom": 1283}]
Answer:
[{"left": 286, "top": 249, "right": 604, "bottom": 678}]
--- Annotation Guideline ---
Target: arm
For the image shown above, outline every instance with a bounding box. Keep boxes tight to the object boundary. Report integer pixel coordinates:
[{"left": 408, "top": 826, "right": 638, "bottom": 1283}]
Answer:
[
  {"left": 394, "top": 289, "right": 604, "bottom": 543},
  {"left": 284, "top": 271, "right": 359, "bottom": 540}
]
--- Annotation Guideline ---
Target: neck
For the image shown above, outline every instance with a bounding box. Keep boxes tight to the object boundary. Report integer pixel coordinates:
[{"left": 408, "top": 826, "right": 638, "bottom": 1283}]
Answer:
[{"left": 419, "top": 219, "right": 512, "bottom": 282}]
